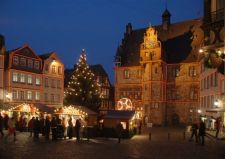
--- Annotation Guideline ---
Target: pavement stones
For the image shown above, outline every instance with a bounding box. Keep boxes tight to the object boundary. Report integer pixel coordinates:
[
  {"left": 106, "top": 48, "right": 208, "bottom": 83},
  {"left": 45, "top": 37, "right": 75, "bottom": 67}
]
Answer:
[{"left": 0, "top": 127, "right": 224, "bottom": 159}]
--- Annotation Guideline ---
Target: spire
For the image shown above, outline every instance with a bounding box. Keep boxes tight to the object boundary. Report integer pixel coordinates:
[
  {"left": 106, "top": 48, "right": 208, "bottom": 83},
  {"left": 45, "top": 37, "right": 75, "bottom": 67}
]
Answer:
[
  {"left": 162, "top": 8, "right": 171, "bottom": 30},
  {"left": 126, "top": 23, "right": 132, "bottom": 35}
]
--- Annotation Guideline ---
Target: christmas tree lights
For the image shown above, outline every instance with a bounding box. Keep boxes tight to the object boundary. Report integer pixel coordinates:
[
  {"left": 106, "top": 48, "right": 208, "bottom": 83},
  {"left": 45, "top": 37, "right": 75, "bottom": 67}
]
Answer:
[{"left": 64, "top": 49, "right": 101, "bottom": 112}]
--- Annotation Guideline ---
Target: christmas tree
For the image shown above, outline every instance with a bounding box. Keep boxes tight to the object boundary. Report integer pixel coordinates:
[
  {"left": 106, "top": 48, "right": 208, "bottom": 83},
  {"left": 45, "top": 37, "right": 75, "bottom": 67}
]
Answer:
[{"left": 64, "top": 49, "right": 102, "bottom": 112}]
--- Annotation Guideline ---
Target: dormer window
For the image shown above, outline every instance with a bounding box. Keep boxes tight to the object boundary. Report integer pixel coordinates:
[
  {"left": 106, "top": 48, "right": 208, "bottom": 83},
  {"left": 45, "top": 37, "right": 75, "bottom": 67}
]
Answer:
[
  {"left": 52, "top": 65, "right": 56, "bottom": 74},
  {"left": 13, "top": 56, "right": 19, "bottom": 65},
  {"left": 20, "top": 58, "right": 26, "bottom": 66},
  {"left": 28, "top": 59, "right": 33, "bottom": 68},
  {"left": 34, "top": 61, "right": 40, "bottom": 70}
]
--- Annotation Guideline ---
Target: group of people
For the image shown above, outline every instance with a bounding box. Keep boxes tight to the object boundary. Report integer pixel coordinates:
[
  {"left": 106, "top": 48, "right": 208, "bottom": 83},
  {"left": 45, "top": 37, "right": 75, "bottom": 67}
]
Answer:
[
  {"left": 189, "top": 119, "right": 206, "bottom": 146},
  {"left": 27, "top": 116, "right": 82, "bottom": 141},
  {"left": 0, "top": 114, "right": 82, "bottom": 142}
]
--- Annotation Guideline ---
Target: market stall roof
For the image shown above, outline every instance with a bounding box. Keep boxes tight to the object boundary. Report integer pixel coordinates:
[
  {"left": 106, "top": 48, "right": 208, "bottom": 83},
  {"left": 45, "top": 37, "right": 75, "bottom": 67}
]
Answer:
[
  {"left": 8, "top": 103, "right": 37, "bottom": 113},
  {"left": 206, "top": 108, "right": 225, "bottom": 113},
  {"left": 54, "top": 105, "right": 97, "bottom": 116},
  {"left": 34, "top": 103, "right": 55, "bottom": 113},
  {"left": 104, "top": 110, "right": 135, "bottom": 120}
]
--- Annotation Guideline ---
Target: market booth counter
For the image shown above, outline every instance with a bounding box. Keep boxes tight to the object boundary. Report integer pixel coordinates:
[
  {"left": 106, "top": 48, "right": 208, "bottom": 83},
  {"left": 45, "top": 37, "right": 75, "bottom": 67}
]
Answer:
[
  {"left": 54, "top": 105, "right": 97, "bottom": 127},
  {"left": 102, "top": 110, "right": 137, "bottom": 138}
]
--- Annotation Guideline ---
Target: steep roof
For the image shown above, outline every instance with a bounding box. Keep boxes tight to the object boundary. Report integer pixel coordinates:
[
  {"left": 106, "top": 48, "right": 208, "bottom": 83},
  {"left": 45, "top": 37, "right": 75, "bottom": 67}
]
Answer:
[{"left": 116, "top": 18, "right": 203, "bottom": 66}]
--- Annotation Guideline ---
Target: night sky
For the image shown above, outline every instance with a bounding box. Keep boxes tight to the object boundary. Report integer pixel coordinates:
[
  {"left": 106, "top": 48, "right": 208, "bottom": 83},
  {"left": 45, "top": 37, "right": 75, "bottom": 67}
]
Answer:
[{"left": 0, "top": 0, "right": 203, "bottom": 84}]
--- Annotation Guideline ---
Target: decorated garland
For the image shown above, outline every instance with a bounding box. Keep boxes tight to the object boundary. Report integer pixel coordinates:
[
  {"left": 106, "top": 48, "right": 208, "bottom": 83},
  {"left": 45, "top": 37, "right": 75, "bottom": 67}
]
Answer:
[{"left": 204, "top": 50, "right": 222, "bottom": 68}]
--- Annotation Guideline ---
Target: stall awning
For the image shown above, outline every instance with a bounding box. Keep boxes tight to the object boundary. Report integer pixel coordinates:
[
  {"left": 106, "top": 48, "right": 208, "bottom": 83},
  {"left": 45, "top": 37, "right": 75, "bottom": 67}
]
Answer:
[
  {"left": 104, "top": 110, "right": 135, "bottom": 120},
  {"left": 34, "top": 103, "right": 55, "bottom": 113}
]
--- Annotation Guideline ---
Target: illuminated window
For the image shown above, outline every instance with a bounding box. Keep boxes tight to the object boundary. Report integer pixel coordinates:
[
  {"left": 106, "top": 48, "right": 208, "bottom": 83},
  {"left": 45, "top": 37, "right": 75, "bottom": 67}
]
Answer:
[
  {"left": 36, "top": 77, "right": 41, "bottom": 85},
  {"left": 13, "top": 72, "right": 18, "bottom": 82},
  {"left": 34, "top": 61, "right": 40, "bottom": 70},
  {"left": 13, "top": 56, "right": 19, "bottom": 65},
  {"left": 58, "top": 66, "right": 62, "bottom": 75},
  {"left": 20, "top": 73, "right": 25, "bottom": 83},
  {"left": 189, "top": 66, "right": 197, "bottom": 77},
  {"left": 173, "top": 67, "right": 180, "bottom": 77},
  {"left": 20, "top": 58, "right": 26, "bottom": 66},
  {"left": 35, "top": 92, "right": 40, "bottom": 101},
  {"left": 27, "top": 75, "right": 32, "bottom": 84},
  {"left": 20, "top": 91, "right": 25, "bottom": 100},
  {"left": 27, "top": 91, "right": 32, "bottom": 100},
  {"left": 52, "top": 65, "right": 56, "bottom": 74},
  {"left": 124, "top": 70, "right": 130, "bottom": 79},
  {"left": 28, "top": 59, "right": 33, "bottom": 68}
]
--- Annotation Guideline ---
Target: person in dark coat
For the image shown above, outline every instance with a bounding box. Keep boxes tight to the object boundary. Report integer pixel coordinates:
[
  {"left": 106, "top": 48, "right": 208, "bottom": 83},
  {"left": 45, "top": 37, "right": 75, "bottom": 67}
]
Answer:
[
  {"left": 45, "top": 116, "right": 51, "bottom": 140},
  {"left": 51, "top": 117, "right": 57, "bottom": 140},
  {"left": 33, "top": 117, "right": 40, "bottom": 139},
  {"left": 75, "top": 119, "right": 81, "bottom": 141},
  {"left": 189, "top": 121, "right": 198, "bottom": 143},
  {"left": 0, "top": 115, "right": 4, "bottom": 137},
  {"left": 198, "top": 120, "right": 206, "bottom": 146},
  {"left": 116, "top": 122, "right": 123, "bottom": 143},
  {"left": 4, "top": 114, "right": 9, "bottom": 130},
  {"left": 28, "top": 117, "right": 35, "bottom": 137},
  {"left": 67, "top": 117, "right": 73, "bottom": 139}
]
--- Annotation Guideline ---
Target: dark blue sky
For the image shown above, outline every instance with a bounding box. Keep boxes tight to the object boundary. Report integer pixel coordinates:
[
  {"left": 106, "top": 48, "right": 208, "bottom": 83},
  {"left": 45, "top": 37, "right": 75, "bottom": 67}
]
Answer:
[{"left": 0, "top": 0, "right": 203, "bottom": 84}]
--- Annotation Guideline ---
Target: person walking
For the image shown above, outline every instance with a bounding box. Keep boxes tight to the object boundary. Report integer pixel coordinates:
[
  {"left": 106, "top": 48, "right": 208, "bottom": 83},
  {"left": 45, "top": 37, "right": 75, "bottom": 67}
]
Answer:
[
  {"left": 33, "top": 117, "right": 40, "bottom": 139},
  {"left": 5, "top": 116, "right": 16, "bottom": 141},
  {"left": 44, "top": 116, "right": 51, "bottom": 140},
  {"left": 75, "top": 119, "right": 81, "bottom": 141},
  {"left": 28, "top": 117, "right": 35, "bottom": 137},
  {"left": 0, "top": 115, "right": 4, "bottom": 137},
  {"left": 67, "top": 117, "right": 73, "bottom": 139},
  {"left": 116, "top": 122, "right": 123, "bottom": 143},
  {"left": 198, "top": 120, "right": 206, "bottom": 146},
  {"left": 189, "top": 121, "right": 198, "bottom": 143},
  {"left": 138, "top": 120, "right": 142, "bottom": 135},
  {"left": 51, "top": 117, "right": 57, "bottom": 140},
  {"left": 215, "top": 118, "right": 221, "bottom": 138}
]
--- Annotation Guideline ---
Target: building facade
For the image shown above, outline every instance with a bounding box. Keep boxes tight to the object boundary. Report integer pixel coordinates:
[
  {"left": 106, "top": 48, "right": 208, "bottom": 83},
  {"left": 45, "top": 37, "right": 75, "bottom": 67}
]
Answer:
[
  {"left": 0, "top": 35, "right": 64, "bottom": 109},
  {"left": 114, "top": 9, "right": 204, "bottom": 125},
  {"left": 199, "top": 0, "right": 224, "bottom": 127}
]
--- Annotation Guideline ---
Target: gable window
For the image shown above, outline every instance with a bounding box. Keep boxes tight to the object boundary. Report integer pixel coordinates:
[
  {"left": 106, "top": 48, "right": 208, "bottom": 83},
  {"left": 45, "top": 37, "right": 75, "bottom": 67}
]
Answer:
[
  {"left": 36, "top": 77, "right": 41, "bottom": 85},
  {"left": 34, "top": 61, "right": 40, "bottom": 70},
  {"left": 52, "top": 65, "right": 56, "bottom": 74},
  {"left": 13, "top": 56, "right": 19, "bottom": 65},
  {"left": 27, "top": 75, "right": 32, "bottom": 84},
  {"left": 189, "top": 66, "right": 197, "bottom": 77},
  {"left": 20, "top": 73, "right": 25, "bottom": 83},
  {"left": 28, "top": 59, "right": 33, "bottom": 68},
  {"left": 124, "top": 70, "right": 130, "bottom": 79},
  {"left": 20, "top": 58, "right": 26, "bottom": 66},
  {"left": 13, "top": 72, "right": 18, "bottom": 82},
  {"left": 58, "top": 66, "right": 62, "bottom": 75},
  {"left": 27, "top": 91, "right": 32, "bottom": 100}
]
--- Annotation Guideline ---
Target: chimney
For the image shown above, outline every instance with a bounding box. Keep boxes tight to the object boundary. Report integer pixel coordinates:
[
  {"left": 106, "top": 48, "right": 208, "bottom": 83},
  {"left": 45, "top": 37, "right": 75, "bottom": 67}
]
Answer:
[
  {"left": 162, "top": 9, "right": 171, "bottom": 30},
  {"left": 0, "top": 34, "right": 5, "bottom": 54}
]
